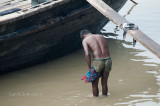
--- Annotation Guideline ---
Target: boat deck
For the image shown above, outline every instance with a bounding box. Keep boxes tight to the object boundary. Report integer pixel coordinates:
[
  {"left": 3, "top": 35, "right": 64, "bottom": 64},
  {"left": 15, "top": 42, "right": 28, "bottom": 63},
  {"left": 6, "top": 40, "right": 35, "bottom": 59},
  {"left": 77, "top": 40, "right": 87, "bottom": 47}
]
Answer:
[
  {"left": 0, "top": 0, "right": 58, "bottom": 14},
  {"left": 0, "top": 0, "right": 67, "bottom": 24},
  {"left": 0, "top": 0, "right": 32, "bottom": 13}
]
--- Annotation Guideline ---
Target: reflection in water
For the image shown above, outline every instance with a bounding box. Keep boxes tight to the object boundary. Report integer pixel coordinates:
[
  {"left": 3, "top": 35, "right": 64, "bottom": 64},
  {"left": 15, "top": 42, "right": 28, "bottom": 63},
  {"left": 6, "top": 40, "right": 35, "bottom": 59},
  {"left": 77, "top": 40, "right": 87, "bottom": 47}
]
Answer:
[
  {"left": 102, "top": 0, "right": 160, "bottom": 105},
  {"left": 115, "top": 69, "right": 160, "bottom": 106},
  {"left": 0, "top": 0, "right": 160, "bottom": 106},
  {"left": 130, "top": 0, "right": 138, "bottom": 5},
  {"left": 113, "top": 0, "right": 138, "bottom": 34},
  {"left": 102, "top": 32, "right": 118, "bottom": 37},
  {"left": 123, "top": 0, "right": 138, "bottom": 18},
  {"left": 123, "top": 3, "right": 137, "bottom": 18},
  {"left": 0, "top": 37, "right": 159, "bottom": 106},
  {"left": 108, "top": 39, "right": 160, "bottom": 106}
]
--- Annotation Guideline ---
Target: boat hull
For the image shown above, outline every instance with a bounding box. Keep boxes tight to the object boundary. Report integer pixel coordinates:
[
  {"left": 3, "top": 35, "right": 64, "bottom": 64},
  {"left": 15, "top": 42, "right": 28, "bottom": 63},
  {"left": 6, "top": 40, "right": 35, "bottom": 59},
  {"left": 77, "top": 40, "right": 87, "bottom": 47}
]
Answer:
[{"left": 0, "top": 0, "right": 127, "bottom": 73}]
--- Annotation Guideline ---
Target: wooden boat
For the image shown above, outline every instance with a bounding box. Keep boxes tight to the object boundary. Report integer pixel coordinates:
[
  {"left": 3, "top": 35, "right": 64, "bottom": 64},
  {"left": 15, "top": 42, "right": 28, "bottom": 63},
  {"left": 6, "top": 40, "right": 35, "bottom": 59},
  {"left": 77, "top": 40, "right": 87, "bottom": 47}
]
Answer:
[{"left": 0, "top": 0, "right": 127, "bottom": 73}]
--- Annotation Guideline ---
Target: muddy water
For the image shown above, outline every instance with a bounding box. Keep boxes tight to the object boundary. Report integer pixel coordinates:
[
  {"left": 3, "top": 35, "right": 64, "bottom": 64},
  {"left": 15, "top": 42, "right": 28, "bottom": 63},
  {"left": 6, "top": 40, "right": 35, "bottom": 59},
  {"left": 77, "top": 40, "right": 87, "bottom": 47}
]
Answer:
[{"left": 0, "top": 0, "right": 160, "bottom": 106}]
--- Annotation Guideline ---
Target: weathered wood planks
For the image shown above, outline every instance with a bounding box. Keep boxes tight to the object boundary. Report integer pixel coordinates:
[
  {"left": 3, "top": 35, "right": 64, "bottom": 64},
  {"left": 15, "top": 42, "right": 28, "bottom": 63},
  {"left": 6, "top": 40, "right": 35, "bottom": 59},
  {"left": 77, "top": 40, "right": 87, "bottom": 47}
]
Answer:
[{"left": 87, "top": 0, "right": 160, "bottom": 58}]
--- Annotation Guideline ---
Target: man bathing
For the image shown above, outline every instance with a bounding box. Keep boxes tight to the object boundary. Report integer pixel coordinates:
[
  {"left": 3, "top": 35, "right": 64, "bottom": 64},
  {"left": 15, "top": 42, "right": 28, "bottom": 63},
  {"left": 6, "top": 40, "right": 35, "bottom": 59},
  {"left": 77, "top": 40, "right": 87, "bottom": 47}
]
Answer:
[{"left": 80, "top": 29, "right": 112, "bottom": 97}]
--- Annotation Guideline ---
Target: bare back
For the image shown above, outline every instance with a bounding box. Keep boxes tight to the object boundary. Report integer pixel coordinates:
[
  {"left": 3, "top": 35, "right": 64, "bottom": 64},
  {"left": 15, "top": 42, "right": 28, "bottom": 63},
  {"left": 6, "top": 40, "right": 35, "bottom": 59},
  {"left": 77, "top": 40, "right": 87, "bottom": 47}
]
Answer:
[{"left": 83, "top": 34, "right": 110, "bottom": 58}]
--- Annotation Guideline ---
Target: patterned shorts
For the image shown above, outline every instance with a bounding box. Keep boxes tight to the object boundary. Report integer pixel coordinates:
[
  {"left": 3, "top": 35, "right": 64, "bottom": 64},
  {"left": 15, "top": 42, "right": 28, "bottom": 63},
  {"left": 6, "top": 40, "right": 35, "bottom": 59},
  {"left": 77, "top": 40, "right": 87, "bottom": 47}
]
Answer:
[{"left": 93, "top": 57, "right": 112, "bottom": 73}]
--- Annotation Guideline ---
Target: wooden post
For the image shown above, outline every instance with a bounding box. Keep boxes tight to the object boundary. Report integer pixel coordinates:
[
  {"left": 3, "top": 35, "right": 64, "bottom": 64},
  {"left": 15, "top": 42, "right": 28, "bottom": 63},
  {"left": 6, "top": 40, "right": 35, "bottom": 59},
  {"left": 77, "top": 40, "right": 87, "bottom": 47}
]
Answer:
[{"left": 87, "top": 0, "right": 160, "bottom": 59}]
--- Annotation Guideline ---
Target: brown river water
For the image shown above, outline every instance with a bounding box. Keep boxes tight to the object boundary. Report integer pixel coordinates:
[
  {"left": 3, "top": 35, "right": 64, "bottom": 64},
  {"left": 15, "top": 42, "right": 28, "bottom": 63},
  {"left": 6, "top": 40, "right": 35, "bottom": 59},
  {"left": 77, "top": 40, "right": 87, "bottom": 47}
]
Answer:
[{"left": 0, "top": 0, "right": 160, "bottom": 106}]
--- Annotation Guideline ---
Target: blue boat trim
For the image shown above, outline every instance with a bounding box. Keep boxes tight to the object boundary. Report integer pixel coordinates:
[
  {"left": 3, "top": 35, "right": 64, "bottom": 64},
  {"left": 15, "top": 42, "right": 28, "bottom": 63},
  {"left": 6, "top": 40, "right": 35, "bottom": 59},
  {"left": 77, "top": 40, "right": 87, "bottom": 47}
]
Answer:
[{"left": 0, "top": 8, "right": 21, "bottom": 16}]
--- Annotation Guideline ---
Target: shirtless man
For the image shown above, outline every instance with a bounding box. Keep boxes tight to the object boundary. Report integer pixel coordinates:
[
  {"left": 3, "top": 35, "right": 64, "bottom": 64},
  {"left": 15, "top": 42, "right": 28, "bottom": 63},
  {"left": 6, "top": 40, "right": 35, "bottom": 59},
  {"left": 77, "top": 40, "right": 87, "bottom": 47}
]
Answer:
[{"left": 80, "top": 29, "right": 112, "bottom": 97}]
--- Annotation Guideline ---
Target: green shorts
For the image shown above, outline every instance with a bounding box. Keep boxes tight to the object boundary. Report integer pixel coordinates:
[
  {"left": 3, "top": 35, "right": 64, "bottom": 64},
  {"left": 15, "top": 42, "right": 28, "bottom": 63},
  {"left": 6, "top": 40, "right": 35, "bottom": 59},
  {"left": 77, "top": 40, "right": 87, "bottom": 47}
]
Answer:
[{"left": 93, "top": 57, "right": 112, "bottom": 73}]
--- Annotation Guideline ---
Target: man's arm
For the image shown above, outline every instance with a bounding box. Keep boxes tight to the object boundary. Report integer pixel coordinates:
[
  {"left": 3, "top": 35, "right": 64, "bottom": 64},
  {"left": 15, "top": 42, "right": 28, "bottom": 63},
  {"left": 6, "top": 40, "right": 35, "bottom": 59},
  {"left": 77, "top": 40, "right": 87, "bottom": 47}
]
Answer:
[{"left": 82, "top": 41, "right": 91, "bottom": 71}]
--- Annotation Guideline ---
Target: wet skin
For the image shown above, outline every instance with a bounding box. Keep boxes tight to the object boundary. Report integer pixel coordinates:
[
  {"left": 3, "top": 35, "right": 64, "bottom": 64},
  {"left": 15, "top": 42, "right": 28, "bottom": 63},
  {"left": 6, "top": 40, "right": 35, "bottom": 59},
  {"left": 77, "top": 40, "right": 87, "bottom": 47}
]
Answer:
[{"left": 82, "top": 33, "right": 111, "bottom": 96}]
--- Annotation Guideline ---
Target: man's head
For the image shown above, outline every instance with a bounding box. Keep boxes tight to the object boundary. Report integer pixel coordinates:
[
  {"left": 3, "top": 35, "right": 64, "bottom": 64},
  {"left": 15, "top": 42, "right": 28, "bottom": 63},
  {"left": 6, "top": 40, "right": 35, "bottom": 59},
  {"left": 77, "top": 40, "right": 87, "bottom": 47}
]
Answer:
[{"left": 80, "top": 29, "right": 91, "bottom": 40}]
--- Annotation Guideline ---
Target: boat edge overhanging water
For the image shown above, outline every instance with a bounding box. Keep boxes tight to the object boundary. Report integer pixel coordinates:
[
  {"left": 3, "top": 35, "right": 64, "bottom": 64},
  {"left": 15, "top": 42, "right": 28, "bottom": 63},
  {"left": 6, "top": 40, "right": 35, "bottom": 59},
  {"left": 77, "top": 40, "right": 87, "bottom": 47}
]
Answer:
[{"left": 0, "top": 0, "right": 127, "bottom": 73}]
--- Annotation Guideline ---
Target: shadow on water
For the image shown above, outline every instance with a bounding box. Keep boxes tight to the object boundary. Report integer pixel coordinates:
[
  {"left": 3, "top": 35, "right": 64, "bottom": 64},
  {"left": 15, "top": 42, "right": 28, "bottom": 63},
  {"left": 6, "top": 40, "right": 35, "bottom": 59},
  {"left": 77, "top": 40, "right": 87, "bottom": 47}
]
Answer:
[{"left": 0, "top": 36, "right": 160, "bottom": 106}]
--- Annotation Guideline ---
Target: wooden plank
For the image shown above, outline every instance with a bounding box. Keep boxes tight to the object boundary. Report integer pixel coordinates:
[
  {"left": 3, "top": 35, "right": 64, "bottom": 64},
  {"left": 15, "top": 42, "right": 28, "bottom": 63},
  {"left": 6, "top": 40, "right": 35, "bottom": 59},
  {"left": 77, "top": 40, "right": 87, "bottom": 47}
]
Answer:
[
  {"left": 87, "top": 0, "right": 160, "bottom": 58},
  {"left": 0, "top": 0, "right": 30, "bottom": 12}
]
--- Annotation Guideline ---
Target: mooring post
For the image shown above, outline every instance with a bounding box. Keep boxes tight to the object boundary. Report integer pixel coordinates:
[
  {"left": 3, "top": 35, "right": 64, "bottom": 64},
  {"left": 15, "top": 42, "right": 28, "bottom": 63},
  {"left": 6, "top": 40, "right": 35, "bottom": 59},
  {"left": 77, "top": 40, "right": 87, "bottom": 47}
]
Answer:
[{"left": 87, "top": 0, "right": 160, "bottom": 59}]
